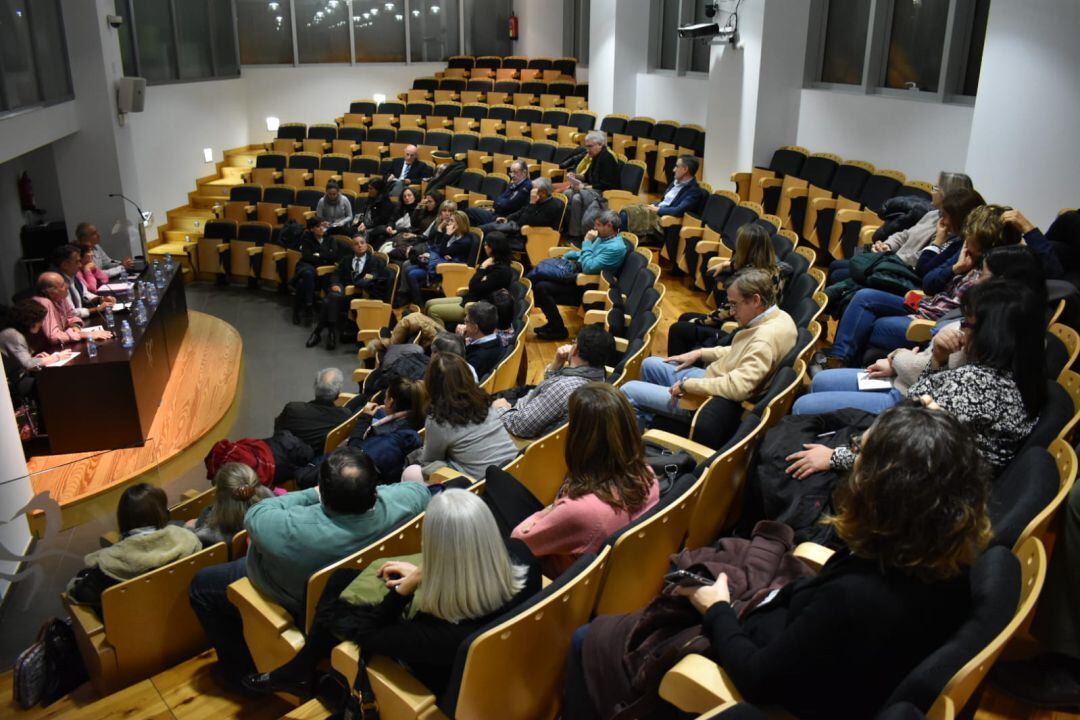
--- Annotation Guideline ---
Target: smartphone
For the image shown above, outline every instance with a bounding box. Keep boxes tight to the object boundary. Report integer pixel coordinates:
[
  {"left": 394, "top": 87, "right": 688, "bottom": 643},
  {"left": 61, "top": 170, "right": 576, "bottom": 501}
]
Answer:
[{"left": 664, "top": 569, "right": 714, "bottom": 588}]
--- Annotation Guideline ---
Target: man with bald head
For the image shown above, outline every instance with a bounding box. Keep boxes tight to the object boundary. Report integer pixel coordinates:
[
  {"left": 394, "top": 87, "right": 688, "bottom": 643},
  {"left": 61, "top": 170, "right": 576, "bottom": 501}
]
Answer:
[
  {"left": 32, "top": 272, "right": 111, "bottom": 349},
  {"left": 386, "top": 144, "right": 432, "bottom": 197},
  {"left": 75, "top": 222, "right": 133, "bottom": 280}
]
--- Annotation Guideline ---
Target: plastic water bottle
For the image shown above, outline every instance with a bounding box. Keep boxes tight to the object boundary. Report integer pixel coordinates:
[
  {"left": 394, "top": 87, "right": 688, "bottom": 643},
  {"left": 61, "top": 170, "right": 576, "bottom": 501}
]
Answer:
[
  {"left": 120, "top": 320, "right": 135, "bottom": 349},
  {"left": 132, "top": 297, "right": 146, "bottom": 326},
  {"left": 164, "top": 254, "right": 175, "bottom": 272},
  {"left": 103, "top": 305, "right": 115, "bottom": 330},
  {"left": 154, "top": 263, "right": 166, "bottom": 290},
  {"left": 85, "top": 337, "right": 97, "bottom": 359},
  {"left": 146, "top": 284, "right": 159, "bottom": 308}
]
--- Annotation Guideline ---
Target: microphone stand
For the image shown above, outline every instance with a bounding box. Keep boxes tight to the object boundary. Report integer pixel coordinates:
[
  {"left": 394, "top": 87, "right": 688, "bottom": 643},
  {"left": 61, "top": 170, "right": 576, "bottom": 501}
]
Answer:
[{"left": 108, "top": 192, "right": 150, "bottom": 269}]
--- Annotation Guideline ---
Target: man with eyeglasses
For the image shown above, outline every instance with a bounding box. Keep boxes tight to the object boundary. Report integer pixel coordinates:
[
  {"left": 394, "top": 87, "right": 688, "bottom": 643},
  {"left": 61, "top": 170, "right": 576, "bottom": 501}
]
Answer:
[
  {"left": 466, "top": 160, "right": 533, "bottom": 228},
  {"left": 620, "top": 268, "right": 797, "bottom": 440}
]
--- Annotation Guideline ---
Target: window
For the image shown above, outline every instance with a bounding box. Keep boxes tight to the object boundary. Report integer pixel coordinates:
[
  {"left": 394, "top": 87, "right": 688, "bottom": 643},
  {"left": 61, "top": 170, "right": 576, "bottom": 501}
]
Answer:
[
  {"left": 564, "top": 0, "right": 589, "bottom": 68},
  {"left": 295, "top": 0, "right": 350, "bottom": 63},
  {"left": 657, "top": 0, "right": 681, "bottom": 71},
  {"left": 808, "top": 0, "right": 992, "bottom": 100},
  {"left": 351, "top": 0, "right": 406, "bottom": 63},
  {"left": 689, "top": 0, "right": 714, "bottom": 72},
  {"left": 464, "top": 0, "right": 510, "bottom": 57},
  {"left": 26, "top": 0, "right": 71, "bottom": 102},
  {"left": 132, "top": 0, "right": 177, "bottom": 82},
  {"left": 237, "top": 0, "right": 293, "bottom": 65},
  {"left": 409, "top": 0, "right": 459, "bottom": 63},
  {"left": 0, "top": 0, "right": 72, "bottom": 112},
  {"left": 176, "top": 1, "right": 214, "bottom": 79},
  {"left": 653, "top": 0, "right": 721, "bottom": 75},
  {"left": 115, "top": 1, "right": 242, "bottom": 82}
]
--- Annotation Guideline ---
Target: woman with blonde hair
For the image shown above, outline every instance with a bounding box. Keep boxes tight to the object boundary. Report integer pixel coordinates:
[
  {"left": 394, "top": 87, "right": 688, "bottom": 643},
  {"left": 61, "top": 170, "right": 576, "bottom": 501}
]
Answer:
[
  {"left": 483, "top": 382, "right": 660, "bottom": 577},
  {"left": 243, "top": 488, "right": 541, "bottom": 699},
  {"left": 403, "top": 209, "right": 478, "bottom": 306},
  {"left": 189, "top": 462, "right": 273, "bottom": 550}
]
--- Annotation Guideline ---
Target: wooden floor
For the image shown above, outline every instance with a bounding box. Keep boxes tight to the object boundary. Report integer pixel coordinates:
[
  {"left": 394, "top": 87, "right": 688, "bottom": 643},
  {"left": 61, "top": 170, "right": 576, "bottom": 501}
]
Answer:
[{"left": 26, "top": 311, "right": 243, "bottom": 528}]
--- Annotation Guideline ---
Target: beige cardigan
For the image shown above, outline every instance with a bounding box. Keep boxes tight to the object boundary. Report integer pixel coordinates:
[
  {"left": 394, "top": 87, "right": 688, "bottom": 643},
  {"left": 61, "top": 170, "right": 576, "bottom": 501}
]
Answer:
[{"left": 682, "top": 308, "right": 798, "bottom": 401}]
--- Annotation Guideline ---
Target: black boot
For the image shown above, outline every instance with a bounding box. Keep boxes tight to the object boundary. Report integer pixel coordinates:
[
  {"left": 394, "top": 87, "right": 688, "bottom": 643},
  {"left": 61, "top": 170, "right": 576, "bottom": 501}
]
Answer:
[
  {"left": 306, "top": 328, "right": 322, "bottom": 347},
  {"left": 325, "top": 332, "right": 337, "bottom": 351},
  {"left": 247, "top": 276, "right": 259, "bottom": 290}
]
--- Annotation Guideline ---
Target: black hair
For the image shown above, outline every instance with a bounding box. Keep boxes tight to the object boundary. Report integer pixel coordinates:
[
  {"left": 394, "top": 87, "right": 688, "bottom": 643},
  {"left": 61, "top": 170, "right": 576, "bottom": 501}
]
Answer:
[
  {"left": 117, "top": 483, "right": 170, "bottom": 534},
  {"left": 325, "top": 180, "right": 341, "bottom": 191},
  {"left": 368, "top": 177, "right": 387, "bottom": 195},
  {"left": 50, "top": 243, "right": 80, "bottom": 267},
  {"left": 318, "top": 447, "right": 378, "bottom": 514},
  {"left": 982, "top": 244, "right": 1048, "bottom": 308},
  {"left": 467, "top": 301, "right": 498, "bottom": 335},
  {"left": 677, "top": 154, "right": 700, "bottom": 176},
  {"left": 1, "top": 300, "right": 47, "bottom": 334},
  {"left": 431, "top": 330, "right": 466, "bottom": 357},
  {"left": 306, "top": 216, "right": 323, "bottom": 230},
  {"left": 484, "top": 232, "right": 512, "bottom": 264},
  {"left": 575, "top": 324, "right": 616, "bottom": 367},
  {"left": 489, "top": 289, "right": 514, "bottom": 330},
  {"left": 961, "top": 279, "right": 1047, "bottom": 416}
]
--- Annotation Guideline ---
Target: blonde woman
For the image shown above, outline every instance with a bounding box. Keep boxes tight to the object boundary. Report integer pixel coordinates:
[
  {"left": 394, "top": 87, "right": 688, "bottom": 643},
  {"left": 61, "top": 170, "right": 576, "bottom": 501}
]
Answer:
[
  {"left": 404, "top": 209, "right": 478, "bottom": 306},
  {"left": 242, "top": 489, "right": 541, "bottom": 699},
  {"left": 188, "top": 463, "right": 273, "bottom": 551}
]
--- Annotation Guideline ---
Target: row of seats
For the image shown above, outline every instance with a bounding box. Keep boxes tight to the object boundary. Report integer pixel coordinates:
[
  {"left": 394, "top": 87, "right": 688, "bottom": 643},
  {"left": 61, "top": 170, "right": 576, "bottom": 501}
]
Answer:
[
  {"left": 406, "top": 78, "right": 587, "bottom": 104},
  {"left": 329, "top": 103, "right": 596, "bottom": 133},
  {"left": 446, "top": 55, "right": 578, "bottom": 75},
  {"left": 434, "top": 67, "right": 574, "bottom": 83}
]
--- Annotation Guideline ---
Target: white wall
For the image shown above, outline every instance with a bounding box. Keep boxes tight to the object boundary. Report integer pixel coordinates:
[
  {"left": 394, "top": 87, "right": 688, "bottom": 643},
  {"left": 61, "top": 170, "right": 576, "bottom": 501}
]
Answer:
[
  {"left": 0, "top": 102, "right": 79, "bottom": 167},
  {"left": 0, "top": 361, "right": 33, "bottom": 601},
  {"left": 965, "top": 0, "right": 1080, "bottom": 226},
  {"left": 514, "top": 0, "right": 564, "bottom": 58},
  {"left": 796, "top": 90, "right": 974, "bottom": 183},
  {"left": 0, "top": 146, "right": 66, "bottom": 301},
  {"left": 128, "top": 78, "right": 248, "bottom": 236},
  {"left": 634, "top": 73, "right": 709, "bottom": 126}
]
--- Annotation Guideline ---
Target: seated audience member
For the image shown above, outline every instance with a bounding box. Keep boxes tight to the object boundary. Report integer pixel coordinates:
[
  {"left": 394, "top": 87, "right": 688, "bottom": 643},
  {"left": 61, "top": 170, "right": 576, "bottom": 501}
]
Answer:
[
  {"left": 668, "top": 223, "right": 793, "bottom": 356},
  {"left": 401, "top": 353, "right": 518, "bottom": 482},
  {"left": 347, "top": 376, "right": 426, "bottom": 484},
  {"left": 484, "top": 383, "right": 660, "bottom": 578},
  {"left": 357, "top": 178, "right": 396, "bottom": 240},
  {"left": 794, "top": 245, "right": 1047, "bottom": 417},
  {"left": 403, "top": 210, "right": 478, "bottom": 307},
  {"left": 187, "top": 462, "right": 273, "bottom": 550},
  {"left": 76, "top": 221, "right": 133, "bottom": 280},
  {"left": 565, "top": 404, "right": 989, "bottom": 720},
  {"left": 458, "top": 301, "right": 507, "bottom": 379},
  {"left": 31, "top": 272, "right": 110, "bottom": 350},
  {"left": 369, "top": 186, "right": 420, "bottom": 251},
  {"left": 386, "top": 144, "right": 432, "bottom": 197},
  {"left": 828, "top": 203, "right": 1017, "bottom": 366},
  {"left": 50, "top": 243, "right": 114, "bottom": 320},
  {"left": 914, "top": 189, "right": 987, "bottom": 294},
  {"left": 790, "top": 279, "right": 1044, "bottom": 477},
  {"left": 67, "top": 483, "right": 201, "bottom": 616},
  {"left": 189, "top": 447, "right": 430, "bottom": 689},
  {"left": 315, "top": 181, "right": 354, "bottom": 230},
  {"left": 1, "top": 300, "right": 74, "bottom": 398},
  {"left": 466, "top": 159, "right": 533, "bottom": 227},
  {"left": 491, "top": 288, "right": 517, "bottom": 347},
  {"left": 493, "top": 324, "right": 614, "bottom": 439},
  {"left": 622, "top": 268, "right": 797, "bottom": 439},
  {"left": 306, "top": 234, "right": 390, "bottom": 350},
  {"left": 356, "top": 331, "right": 473, "bottom": 407},
  {"left": 425, "top": 232, "right": 515, "bottom": 326},
  {"left": 76, "top": 244, "right": 110, "bottom": 294},
  {"left": 241, "top": 489, "right": 540, "bottom": 699},
  {"left": 479, "top": 177, "right": 564, "bottom": 251},
  {"left": 292, "top": 218, "right": 339, "bottom": 326},
  {"left": 532, "top": 210, "right": 630, "bottom": 341},
  {"left": 564, "top": 131, "right": 621, "bottom": 240},
  {"left": 204, "top": 429, "right": 314, "bottom": 491},
  {"left": 273, "top": 368, "right": 351, "bottom": 456},
  {"left": 621, "top": 154, "right": 705, "bottom": 242}
]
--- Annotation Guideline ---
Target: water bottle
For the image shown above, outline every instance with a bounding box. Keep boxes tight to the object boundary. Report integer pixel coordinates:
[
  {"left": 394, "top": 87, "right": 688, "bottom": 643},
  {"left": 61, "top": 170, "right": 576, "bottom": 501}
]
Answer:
[
  {"left": 146, "top": 284, "right": 159, "bottom": 308},
  {"left": 132, "top": 297, "right": 146, "bottom": 326},
  {"left": 154, "top": 263, "right": 166, "bottom": 290},
  {"left": 120, "top": 320, "right": 135, "bottom": 349},
  {"left": 103, "top": 304, "right": 115, "bottom": 330},
  {"left": 85, "top": 337, "right": 97, "bottom": 359},
  {"left": 164, "top": 253, "right": 175, "bottom": 272}
]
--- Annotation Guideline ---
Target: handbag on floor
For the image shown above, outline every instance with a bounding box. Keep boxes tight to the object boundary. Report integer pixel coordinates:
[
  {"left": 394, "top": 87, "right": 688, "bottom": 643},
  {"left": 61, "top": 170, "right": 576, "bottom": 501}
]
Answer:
[{"left": 13, "top": 617, "right": 87, "bottom": 708}]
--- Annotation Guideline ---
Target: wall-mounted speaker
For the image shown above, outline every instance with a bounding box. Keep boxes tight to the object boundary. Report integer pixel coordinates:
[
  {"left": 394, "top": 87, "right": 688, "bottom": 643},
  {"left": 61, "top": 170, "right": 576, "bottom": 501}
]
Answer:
[{"left": 116, "top": 77, "right": 146, "bottom": 113}]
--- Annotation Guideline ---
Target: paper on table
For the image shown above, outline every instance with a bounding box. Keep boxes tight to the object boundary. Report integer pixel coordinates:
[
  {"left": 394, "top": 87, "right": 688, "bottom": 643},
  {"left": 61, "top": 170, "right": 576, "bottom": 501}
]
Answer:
[
  {"left": 50, "top": 352, "right": 81, "bottom": 367},
  {"left": 856, "top": 372, "right": 894, "bottom": 391},
  {"left": 98, "top": 282, "right": 133, "bottom": 292},
  {"left": 81, "top": 325, "right": 104, "bottom": 333}
]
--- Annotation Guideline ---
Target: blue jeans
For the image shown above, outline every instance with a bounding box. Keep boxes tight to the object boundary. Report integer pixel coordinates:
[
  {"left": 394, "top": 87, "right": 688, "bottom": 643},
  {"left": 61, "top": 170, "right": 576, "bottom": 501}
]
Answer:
[
  {"left": 829, "top": 288, "right": 916, "bottom": 363},
  {"left": 828, "top": 259, "right": 851, "bottom": 284},
  {"left": 562, "top": 625, "right": 594, "bottom": 720},
  {"left": 466, "top": 207, "right": 498, "bottom": 226},
  {"left": 405, "top": 264, "right": 429, "bottom": 304},
  {"left": 188, "top": 557, "right": 257, "bottom": 683},
  {"left": 621, "top": 356, "right": 707, "bottom": 426},
  {"left": 791, "top": 368, "right": 905, "bottom": 416}
]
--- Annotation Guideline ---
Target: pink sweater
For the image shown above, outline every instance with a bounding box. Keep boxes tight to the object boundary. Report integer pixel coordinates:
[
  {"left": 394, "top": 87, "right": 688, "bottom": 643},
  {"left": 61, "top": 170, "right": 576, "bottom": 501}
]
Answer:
[
  {"left": 78, "top": 267, "right": 109, "bottom": 293},
  {"left": 511, "top": 478, "right": 661, "bottom": 577},
  {"left": 32, "top": 295, "right": 82, "bottom": 349}
]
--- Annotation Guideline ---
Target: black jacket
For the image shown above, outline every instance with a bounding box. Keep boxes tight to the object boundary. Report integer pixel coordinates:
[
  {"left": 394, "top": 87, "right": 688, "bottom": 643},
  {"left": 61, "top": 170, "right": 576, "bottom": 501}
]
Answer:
[
  {"left": 507, "top": 196, "right": 564, "bottom": 230},
  {"left": 433, "top": 232, "right": 478, "bottom": 264},
  {"left": 334, "top": 252, "right": 391, "bottom": 302},
  {"left": 581, "top": 149, "right": 621, "bottom": 192},
  {"left": 463, "top": 262, "right": 515, "bottom": 303},
  {"left": 465, "top": 336, "right": 506, "bottom": 380},
  {"left": 298, "top": 232, "right": 339, "bottom": 268},
  {"left": 273, "top": 398, "right": 351, "bottom": 455},
  {"left": 364, "top": 194, "right": 397, "bottom": 229},
  {"left": 703, "top": 551, "right": 970, "bottom": 719},
  {"left": 387, "top": 158, "right": 433, "bottom": 184}
]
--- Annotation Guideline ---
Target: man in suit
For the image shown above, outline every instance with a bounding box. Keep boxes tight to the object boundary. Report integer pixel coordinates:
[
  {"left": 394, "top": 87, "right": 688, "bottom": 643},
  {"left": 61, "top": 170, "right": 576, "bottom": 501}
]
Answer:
[
  {"left": 458, "top": 301, "right": 506, "bottom": 380},
  {"left": 465, "top": 160, "right": 533, "bottom": 227},
  {"left": 49, "top": 244, "right": 114, "bottom": 320},
  {"left": 620, "top": 154, "right": 705, "bottom": 249},
  {"left": 386, "top": 145, "right": 432, "bottom": 197},
  {"left": 479, "top": 176, "right": 564, "bottom": 252},
  {"left": 76, "top": 222, "right": 133, "bottom": 280},
  {"left": 306, "top": 234, "right": 390, "bottom": 350},
  {"left": 272, "top": 368, "right": 352, "bottom": 455}
]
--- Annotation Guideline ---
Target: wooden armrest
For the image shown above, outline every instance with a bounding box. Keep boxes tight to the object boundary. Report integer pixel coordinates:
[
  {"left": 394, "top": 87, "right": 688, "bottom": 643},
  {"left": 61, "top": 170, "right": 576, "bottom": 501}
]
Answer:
[
  {"left": 576, "top": 274, "right": 602, "bottom": 287},
  {"left": 65, "top": 594, "right": 106, "bottom": 638},
  {"left": 603, "top": 190, "right": 636, "bottom": 202},
  {"left": 316, "top": 265, "right": 337, "bottom": 276},
  {"left": 357, "top": 329, "right": 381, "bottom": 342},
  {"left": 721, "top": 321, "right": 737, "bottom": 333},
  {"left": 784, "top": 186, "right": 808, "bottom": 199},
  {"left": 303, "top": 211, "right": 316, "bottom": 220},
  {"left": 678, "top": 391, "right": 708, "bottom": 411},
  {"left": 582, "top": 309, "right": 608, "bottom": 325},
  {"left": 362, "top": 654, "right": 440, "bottom": 717},
  {"left": 344, "top": 285, "right": 356, "bottom": 296},
  {"left": 706, "top": 257, "right": 728, "bottom": 270},
  {"left": 226, "top": 577, "right": 295, "bottom": 633},
  {"left": 759, "top": 177, "right": 783, "bottom": 189},
  {"left": 435, "top": 262, "right": 469, "bottom": 275},
  {"left": 428, "top": 466, "right": 475, "bottom": 484},
  {"left": 906, "top": 318, "right": 935, "bottom": 343},
  {"left": 274, "top": 207, "right": 288, "bottom": 217},
  {"left": 581, "top": 289, "right": 609, "bottom": 305},
  {"left": 99, "top": 530, "right": 120, "bottom": 547},
  {"left": 353, "top": 367, "right": 373, "bottom": 383},
  {"left": 659, "top": 215, "right": 684, "bottom": 228},
  {"left": 659, "top": 654, "right": 743, "bottom": 713},
  {"left": 451, "top": 193, "right": 469, "bottom": 203},
  {"left": 216, "top": 243, "right": 229, "bottom": 253},
  {"left": 810, "top": 197, "right": 838, "bottom": 211},
  {"left": 453, "top": 153, "right": 467, "bottom": 161},
  {"left": 793, "top": 541, "right": 835, "bottom": 572},
  {"left": 271, "top": 250, "right": 287, "bottom": 261},
  {"left": 836, "top": 209, "right": 865, "bottom": 224},
  {"left": 680, "top": 226, "right": 704, "bottom": 240},
  {"left": 244, "top": 204, "right": 256, "bottom": 214},
  {"left": 696, "top": 241, "right": 721, "bottom": 255},
  {"left": 246, "top": 246, "right": 264, "bottom": 256},
  {"left": 642, "top": 429, "right": 714, "bottom": 464},
  {"left": 548, "top": 246, "right": 575, "bottom": 257},
  {"left": 731, "top": 171, "right": 750, "bottom": 183},
  {"left": 472, "top": 199, "right": 495, "bottom": 208},
  {"left": 613, "top": 336, "right": 628, "bottom": 352},
  {"left": 181, "top": 488, "right": 201, "bottom": 501}
]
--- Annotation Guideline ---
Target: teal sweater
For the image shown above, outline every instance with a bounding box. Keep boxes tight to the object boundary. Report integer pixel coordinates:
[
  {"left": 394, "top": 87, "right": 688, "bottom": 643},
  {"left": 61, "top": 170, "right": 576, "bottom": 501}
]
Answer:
[
  {"left": 245, "top": 484, "right": 429, "bottom": 617},
  {"left": 564, "top": 233, "right": 628, "bottom": 274}
]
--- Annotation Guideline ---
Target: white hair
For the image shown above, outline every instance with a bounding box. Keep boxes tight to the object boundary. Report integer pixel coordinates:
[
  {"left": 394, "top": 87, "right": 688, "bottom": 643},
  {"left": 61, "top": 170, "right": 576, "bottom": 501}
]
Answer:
[
  {"left": 584, "top": 130, "right": 606, "bottom": 147},
  {"left": 414, "top": 489, "right": 527, "bottom": 623},
  {"left": 314, "top": 367, "right": 344, "bottom": 402}
]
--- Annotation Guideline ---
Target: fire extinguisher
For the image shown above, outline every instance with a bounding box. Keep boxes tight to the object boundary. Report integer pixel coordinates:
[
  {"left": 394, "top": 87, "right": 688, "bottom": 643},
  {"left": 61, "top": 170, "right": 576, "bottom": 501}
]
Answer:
[
  {"left": 508, "top": 12, "right": 519, "bottom": 41},
  {"left": 17, "top": 171, "right": 36, "bottom": 212}
]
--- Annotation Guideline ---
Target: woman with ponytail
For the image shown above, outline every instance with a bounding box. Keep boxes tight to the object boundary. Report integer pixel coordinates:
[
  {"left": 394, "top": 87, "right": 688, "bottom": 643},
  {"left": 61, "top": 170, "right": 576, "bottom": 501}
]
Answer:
[{"left": 189, "top": 462, "right": 274, "bottom": 551}]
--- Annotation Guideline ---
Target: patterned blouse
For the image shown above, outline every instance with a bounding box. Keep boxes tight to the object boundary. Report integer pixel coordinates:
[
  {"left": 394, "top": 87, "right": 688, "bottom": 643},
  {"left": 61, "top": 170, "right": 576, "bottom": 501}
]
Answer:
[{"left": 831, "top": 363, "right": 1037, "bottom": 472}]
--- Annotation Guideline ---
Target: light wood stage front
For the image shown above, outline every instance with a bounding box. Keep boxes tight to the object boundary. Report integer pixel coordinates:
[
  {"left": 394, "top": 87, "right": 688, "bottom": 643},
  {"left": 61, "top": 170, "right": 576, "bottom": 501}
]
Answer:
[{"left": 26, "top": 311, "right": 243, "bottom": 530}]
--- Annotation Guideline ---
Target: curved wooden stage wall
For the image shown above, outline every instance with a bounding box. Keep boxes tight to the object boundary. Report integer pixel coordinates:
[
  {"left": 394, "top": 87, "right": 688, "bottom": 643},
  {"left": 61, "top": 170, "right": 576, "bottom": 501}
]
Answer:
[{"left": 27, "top": 311, "right": 243, "bottom": 530}]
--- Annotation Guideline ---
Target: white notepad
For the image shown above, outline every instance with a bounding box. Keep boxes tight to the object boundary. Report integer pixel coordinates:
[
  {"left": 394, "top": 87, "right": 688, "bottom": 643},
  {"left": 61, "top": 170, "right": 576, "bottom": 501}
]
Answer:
[
  {"left": 51, "top": 352, "right": 81, "bottom": 367},
  {"left": 857, "top": 372, "right": 893, "bottom": 391}
]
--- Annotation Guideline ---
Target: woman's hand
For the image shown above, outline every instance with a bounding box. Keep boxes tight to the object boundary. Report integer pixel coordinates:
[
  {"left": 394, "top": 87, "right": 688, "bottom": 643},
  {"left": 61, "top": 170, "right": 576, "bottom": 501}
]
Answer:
[
  {"left": 933, "top": 217, "right": 950, "bottom": 247},
  {"left": 931, "top": 327, "right": 965, "bottom": 367},
  {"left": 952, "top": 242, "right": 974, "bottom": 275},
  {"left": 379, "top": 561, "right": 421, "bottom": 596},
  {"left": 361, "top": 401, "right": 380, "bottom": 415},
  {"left": 481, "top": 257, "right": 494, "bottom": 269},
  {"left": 872, "top": 240, "right": 890, "bottom": 253},
  {"left": 663, "top": 349, "right": 702, "bottom": 371},
  {"left": 785, "top": 444, "right": 834, "bottom": 480},
  {"left": 865, "top": 357, "right": 895, "bottom": 379},
  {"left": 1002, "top": 209, "right": 1035, "bottom": 235},
  {"left": 386, "top": 226, "right": 396, "bottom": 236},
  {"left": 709, "top": 260, "right": 732, "bottom": 277},
  {"left": 674, "top": 573, "right": 731, "bottom": 614},
  {"left": 918, "top": 394, "right": 943, "bottom": 411}
]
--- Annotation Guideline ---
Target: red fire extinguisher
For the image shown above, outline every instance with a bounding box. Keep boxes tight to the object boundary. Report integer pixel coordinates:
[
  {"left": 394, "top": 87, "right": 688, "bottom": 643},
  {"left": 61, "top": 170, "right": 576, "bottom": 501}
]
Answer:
[
  {"left": 508, "top": 12, "right": 519, "bottom": 41},
  {"left": 17, "top": 171, "right": 36, "bottom": 211}
]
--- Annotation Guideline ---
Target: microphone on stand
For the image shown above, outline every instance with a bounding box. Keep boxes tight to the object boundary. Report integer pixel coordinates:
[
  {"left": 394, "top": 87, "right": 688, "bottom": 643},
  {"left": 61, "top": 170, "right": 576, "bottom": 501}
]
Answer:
[{"left": 109, "top": 192, "right": 151, "bottom": 269}]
